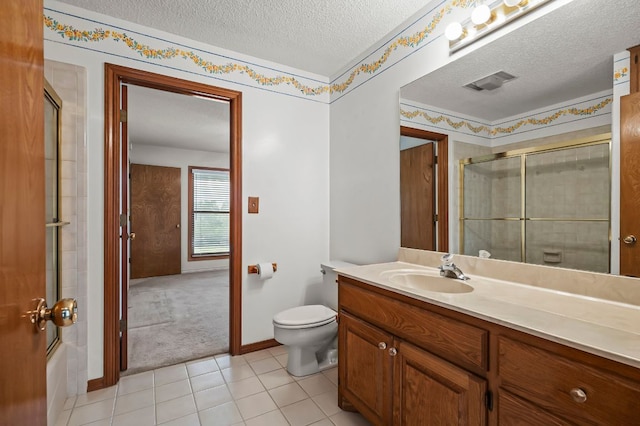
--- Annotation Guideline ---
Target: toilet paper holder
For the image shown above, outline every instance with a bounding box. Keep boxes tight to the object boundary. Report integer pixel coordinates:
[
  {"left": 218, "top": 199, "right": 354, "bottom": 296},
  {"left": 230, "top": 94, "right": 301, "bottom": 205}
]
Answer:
[{"left": 248, "top": 263, "right": 278, "bottom": 274}]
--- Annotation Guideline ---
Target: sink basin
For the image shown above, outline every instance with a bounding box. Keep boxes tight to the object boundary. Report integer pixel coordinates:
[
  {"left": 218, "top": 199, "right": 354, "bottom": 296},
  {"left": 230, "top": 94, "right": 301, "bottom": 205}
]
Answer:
[{"left": 382, "top": 270, "right": 474, "bottom": 294}]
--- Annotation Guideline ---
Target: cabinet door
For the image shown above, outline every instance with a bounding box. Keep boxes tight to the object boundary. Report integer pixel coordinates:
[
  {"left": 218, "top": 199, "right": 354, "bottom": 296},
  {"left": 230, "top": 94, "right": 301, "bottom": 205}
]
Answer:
[
  {"left": 393, "top": 340, "right": 487, "bottom": 425},
  {"left": 339, "top": 313, "right": 393, "bottom": 426}
]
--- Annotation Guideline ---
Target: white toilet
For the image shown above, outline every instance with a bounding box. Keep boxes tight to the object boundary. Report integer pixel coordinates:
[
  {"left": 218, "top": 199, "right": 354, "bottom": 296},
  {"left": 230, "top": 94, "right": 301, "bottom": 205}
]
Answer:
[{"left": 272, "top": 260, "right": 355, "bottom": 377}]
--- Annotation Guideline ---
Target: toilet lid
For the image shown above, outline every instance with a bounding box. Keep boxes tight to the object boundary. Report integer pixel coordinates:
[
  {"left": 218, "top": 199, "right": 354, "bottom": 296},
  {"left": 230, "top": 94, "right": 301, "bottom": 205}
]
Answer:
[{"left": 273, "top": 305, "right": 336, "bottom": 329}]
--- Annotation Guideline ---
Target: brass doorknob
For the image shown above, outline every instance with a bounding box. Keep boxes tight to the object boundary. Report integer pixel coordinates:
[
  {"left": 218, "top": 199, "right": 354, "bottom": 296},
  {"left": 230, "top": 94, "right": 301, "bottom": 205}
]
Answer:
[
  {"left": 29, "top": 298, "right": 77, "bottom": 331},
  {"left": 128, "top": 232, "right": 136, "bottom": 241},
  {"left": 623, "top": 235, "right": 637, "bottom": 245}
]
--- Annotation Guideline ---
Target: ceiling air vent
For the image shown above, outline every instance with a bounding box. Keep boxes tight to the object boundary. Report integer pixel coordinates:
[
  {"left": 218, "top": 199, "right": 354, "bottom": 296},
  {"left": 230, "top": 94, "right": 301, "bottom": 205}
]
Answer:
[{"left": 464, "top": 71, "right": 517, "bottom": 91}]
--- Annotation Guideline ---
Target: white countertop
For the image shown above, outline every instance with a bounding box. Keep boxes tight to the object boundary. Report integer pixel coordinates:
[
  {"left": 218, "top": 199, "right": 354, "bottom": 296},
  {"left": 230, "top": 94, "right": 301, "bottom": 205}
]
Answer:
[{"left": 336, "top": 261, "right": 640, "bottom": 369}]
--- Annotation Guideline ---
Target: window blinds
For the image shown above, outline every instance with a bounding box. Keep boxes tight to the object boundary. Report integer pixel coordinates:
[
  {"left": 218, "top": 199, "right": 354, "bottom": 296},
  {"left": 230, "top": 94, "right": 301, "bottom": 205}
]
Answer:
[{"left": 192, "top": 168, "right": 230, "bottom": 256}]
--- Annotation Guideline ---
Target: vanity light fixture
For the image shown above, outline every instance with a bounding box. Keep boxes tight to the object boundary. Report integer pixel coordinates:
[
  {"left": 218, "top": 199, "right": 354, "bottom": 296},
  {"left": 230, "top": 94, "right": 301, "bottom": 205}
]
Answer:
[
  {"left": 471, "top": 3, "right": 492, "bottom": 25},
  {"left": 446, "top": 0, "right": 550, "bottom": 53},
  {"left": 503, "top": 0, "right": 528, "bottom": 7},
  {"left": 444, "top": 21, "right": 465, "bottom": 41}
]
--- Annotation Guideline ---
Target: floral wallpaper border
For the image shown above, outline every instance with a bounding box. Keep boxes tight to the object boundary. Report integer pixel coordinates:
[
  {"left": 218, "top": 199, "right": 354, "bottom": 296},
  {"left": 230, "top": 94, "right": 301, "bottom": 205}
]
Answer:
[
  {"left": 614, "top": 66, "right": 629, "bottom": 83},
  {"left": 400, "top": 94, "right": 613, "bottom": 139},
  {"left": 44, "top": 0, "right": 474, "bottom": 102}
]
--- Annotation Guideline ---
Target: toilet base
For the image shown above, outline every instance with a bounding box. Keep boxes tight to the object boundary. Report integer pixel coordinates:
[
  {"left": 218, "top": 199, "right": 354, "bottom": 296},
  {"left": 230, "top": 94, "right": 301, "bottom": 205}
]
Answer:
[{"left": 286, "top": 346, "right": 338, "bottom": 377}]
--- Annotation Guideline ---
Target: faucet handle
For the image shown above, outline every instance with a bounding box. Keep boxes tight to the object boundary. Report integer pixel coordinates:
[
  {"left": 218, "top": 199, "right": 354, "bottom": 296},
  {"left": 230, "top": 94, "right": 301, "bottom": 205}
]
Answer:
[{"left": 441, "top": 253, "right": 454, "bottom": 265}]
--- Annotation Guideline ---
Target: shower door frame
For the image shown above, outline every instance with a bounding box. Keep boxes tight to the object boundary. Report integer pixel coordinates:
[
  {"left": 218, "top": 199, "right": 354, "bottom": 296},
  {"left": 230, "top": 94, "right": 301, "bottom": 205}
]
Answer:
[{"left": 459, "top": 133, "right": 612, "bottom": 269}]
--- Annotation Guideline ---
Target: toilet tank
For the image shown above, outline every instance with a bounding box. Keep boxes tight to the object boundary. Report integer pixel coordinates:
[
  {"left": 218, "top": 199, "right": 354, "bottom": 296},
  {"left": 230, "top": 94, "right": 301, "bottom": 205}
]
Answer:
[{"left": 320, "top": 260, "right": 357, "bottom": 310}]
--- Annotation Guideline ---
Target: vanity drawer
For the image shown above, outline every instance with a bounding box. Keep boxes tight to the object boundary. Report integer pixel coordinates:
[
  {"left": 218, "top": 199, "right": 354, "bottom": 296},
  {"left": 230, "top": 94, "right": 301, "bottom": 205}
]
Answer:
[
  {"left": 339, "top": 279, "right": 488, "bottom": 371},
  {"left": 498, "top": 336, "right": 640, "bottom": 424}
]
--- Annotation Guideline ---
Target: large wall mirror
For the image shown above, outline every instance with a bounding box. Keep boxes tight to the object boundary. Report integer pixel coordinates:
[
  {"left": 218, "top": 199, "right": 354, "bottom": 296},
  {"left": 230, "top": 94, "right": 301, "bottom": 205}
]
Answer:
[{"left": 399, "top": 0, "right": 640, "bottom": 274}]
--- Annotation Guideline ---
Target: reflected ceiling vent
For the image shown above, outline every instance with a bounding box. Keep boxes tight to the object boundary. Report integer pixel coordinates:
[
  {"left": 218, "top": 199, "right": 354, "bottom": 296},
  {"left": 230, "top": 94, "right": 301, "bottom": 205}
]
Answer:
[{"left": 464, "top": 71, "right": 517, "bottom": 91}]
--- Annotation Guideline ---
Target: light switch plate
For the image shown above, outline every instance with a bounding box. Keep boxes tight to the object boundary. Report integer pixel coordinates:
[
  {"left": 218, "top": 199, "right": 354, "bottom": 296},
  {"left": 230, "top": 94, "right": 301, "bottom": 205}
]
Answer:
[{"left": 248, "top": 196, "right": 259, "bottom": 214}]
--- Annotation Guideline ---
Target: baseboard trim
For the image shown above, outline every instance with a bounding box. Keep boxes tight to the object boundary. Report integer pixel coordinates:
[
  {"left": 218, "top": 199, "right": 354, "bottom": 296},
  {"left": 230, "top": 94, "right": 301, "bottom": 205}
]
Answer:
[
  {"left": 240, "top": 339, "right": 280, "bottom": 354},
  {"left": 87, "top": 377, "right": 106, "bottom": 392}
]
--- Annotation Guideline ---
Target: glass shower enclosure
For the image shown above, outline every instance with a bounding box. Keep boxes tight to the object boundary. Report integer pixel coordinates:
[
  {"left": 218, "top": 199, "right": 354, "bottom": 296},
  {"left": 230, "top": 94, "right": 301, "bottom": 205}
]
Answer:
[{"left": 460, "top": 135, "right": 611, "bottom": 273}]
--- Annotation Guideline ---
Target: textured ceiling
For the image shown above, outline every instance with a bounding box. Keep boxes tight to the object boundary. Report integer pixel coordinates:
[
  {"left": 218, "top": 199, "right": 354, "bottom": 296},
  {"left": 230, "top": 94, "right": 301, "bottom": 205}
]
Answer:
[
  {"left": 54, "top": 0, "right": 429, "bottom": 77},
  {"left": 401, "top": 0, "right": 640, "bottom": 121}
]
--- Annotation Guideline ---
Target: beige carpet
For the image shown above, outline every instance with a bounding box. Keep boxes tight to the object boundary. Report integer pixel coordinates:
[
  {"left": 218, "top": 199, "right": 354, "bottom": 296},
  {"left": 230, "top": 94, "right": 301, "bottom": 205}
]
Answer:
[{"left": 125, "top": 270, "right": 229, "bottom": 375}]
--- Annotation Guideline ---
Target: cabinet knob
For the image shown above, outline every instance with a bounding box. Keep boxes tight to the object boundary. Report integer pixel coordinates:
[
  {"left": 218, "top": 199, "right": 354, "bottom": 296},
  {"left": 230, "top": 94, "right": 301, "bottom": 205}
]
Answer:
[
  {"left": 378, "top": 342, "right": 387, "bottom": 350},
  {"left": 569, "top": 388, "right": 587, "bottom": 403},
  {"left": 389, "top": 347, "right": 398, "bottom": 356}
]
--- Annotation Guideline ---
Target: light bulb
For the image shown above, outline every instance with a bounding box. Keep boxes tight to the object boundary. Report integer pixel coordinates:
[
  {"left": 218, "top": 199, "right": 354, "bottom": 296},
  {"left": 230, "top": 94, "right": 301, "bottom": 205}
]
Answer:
[
  {"left": 445, "top": 22, "right": 464, "bottom": 41},
  {"left": 471, "top": 4, "right": 491, "bottom": 25}
]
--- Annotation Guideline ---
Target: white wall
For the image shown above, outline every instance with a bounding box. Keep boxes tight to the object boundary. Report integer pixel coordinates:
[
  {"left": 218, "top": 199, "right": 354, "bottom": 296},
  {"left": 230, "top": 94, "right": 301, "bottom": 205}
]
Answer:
[
  {"left": 44, "top": 0, "right": 330, "bottom": 381},
  {"left": 130, "top": 144, "right": 230, "bottom": 273}
]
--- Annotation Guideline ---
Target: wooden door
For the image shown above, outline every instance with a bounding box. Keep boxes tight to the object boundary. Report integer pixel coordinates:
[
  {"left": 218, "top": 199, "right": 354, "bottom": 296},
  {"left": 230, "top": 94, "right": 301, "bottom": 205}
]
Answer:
[
  {"left": 130, "top": 164, "right": 181, "bottom": 278},
  {"left": 338, "top": 313, "right": 393, "bottom": 426},
  {"left": 401, "top": 143, "right": 436, "bottom": 250},
  {"left": 393, "top": 340, "right": 486, "bottom": 425},
  {"left": 620, "top": 92, "right": 640, "bottom": 277},
  {"left": 0, "top": 0, "right": 47, "bottom": 424}
]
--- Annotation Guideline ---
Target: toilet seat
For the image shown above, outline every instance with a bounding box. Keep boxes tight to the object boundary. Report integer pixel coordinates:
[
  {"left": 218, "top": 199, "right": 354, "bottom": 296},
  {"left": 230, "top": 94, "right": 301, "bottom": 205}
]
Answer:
[{"left": 273, "top": 305, "right": 336, "bottom": 329}]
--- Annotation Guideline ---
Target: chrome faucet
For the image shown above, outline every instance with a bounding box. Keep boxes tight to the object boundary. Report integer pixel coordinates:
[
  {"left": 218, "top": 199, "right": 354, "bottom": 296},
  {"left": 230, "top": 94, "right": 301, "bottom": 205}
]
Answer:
[{"left": 439, "top": 254, "right": 469, "bottom": 280}]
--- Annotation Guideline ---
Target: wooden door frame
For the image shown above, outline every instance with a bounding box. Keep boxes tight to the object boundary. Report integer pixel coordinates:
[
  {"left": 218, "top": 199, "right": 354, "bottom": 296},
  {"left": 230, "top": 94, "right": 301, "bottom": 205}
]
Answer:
[
  {"left": 400, "top": 126, "right": 449, "bottom": 252},
  {"left": 97, "top": 63, "right": 242, "bottom": 390}
]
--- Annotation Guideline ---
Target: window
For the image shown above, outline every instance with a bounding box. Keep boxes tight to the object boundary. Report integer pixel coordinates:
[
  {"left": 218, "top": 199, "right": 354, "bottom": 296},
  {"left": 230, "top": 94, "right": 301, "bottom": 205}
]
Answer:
[{"left": 188, "top": 167, "right": 230, "bottom": 260}]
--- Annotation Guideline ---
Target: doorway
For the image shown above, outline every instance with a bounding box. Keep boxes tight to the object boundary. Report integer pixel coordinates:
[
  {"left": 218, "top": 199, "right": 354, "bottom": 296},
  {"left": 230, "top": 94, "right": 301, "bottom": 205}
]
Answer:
[
  {"left": 124, "top": 84, "right": 232, "bottom": 374},
  {"left": 100, "top": 64, "right": 242, "bottom": 389},
  {"left": 400, "top": 126, "right": 449, "bottom": 252}
]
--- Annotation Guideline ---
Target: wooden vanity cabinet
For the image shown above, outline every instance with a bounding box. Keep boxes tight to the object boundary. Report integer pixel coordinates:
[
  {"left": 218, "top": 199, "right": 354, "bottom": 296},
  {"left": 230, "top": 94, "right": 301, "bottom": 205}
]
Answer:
[
  {"left": 338, "top": 275, "right": 640, "bottom": 425},
  {"left": 393, "top": 339, "right": 487, "bottom": 425},
  {"left": 339, "top": 313, "right": 393, "bottom": 425},
  {"left": 338, "top": 277, "right": 488, "bottom": 425},
  {"left": 497, "top": 336, "right": 640, "bottom": 425},
  {"left": 497, "top": 391, "right": 568, "bottom": 425}
]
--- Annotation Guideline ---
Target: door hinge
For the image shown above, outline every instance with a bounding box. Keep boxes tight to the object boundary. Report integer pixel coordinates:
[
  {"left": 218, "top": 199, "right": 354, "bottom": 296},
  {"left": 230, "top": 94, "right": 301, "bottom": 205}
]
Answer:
[
  {"left": 485, "top": 390, "right": 493, "bottom": 411},
  {"left": 433, "top": 214, "right": 439, "bottom": 223},
  {"left": 120, "top": 109, "right": 128, "bottom": 123},
  {"left": 119, "top": 213, "right": 127, "bottom": 227},
  {"left": 128, "top": 257, "right": 131, "bottom": 264},
  {"left": 119, "top": 319, "right": 127, "bottom": 332},
  {"left": 434, "top": 155, "right": 438, "bottom": 165}
]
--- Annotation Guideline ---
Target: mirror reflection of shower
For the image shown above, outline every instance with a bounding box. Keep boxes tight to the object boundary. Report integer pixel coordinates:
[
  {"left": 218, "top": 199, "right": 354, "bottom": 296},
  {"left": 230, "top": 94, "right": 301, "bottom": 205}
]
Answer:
[{"left": 460, "top": 135, "right": 611, "bottom": 273}]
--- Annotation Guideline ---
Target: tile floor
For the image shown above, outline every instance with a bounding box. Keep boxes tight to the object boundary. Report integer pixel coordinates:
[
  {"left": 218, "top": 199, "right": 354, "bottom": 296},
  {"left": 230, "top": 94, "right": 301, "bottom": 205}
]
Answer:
[{"left": 55, "top": 346, "right": 371, "bottom": 426}]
